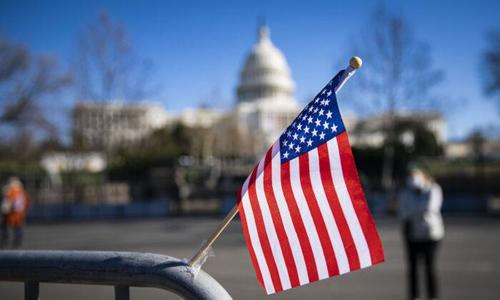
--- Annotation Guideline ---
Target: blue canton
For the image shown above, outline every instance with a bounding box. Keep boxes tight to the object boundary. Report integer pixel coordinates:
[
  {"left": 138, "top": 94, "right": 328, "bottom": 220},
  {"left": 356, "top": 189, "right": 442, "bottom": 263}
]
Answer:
[{"left": 279, "top": 71, "right": 346, "bottom": 163}]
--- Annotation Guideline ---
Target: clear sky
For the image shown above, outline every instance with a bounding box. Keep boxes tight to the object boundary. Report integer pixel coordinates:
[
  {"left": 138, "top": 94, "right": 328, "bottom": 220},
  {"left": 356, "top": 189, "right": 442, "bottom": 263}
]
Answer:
[{"left": 1, "top": 0, "right": 499, "bottom": 139}]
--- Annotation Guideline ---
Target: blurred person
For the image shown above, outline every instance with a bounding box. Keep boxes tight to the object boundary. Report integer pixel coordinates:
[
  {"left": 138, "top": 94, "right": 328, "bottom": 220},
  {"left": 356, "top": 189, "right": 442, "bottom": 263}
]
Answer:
[
  {"left": 399, "top": 164, "right": 444, "bottom": 300},
  {"left": 1, "top": 177, "right": 31, "bottom": 248}
]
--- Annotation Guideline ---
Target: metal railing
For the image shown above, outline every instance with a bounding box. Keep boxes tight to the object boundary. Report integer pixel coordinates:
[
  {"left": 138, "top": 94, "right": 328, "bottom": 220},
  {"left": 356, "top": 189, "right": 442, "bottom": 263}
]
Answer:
[{"left": 0, "top": 250, "right": 232, "bottom": 300}]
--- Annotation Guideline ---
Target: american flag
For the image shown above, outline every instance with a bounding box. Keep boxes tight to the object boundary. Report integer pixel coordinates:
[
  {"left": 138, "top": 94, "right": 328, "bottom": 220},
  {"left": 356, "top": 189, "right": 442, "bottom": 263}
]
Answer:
[{"left": 237, "top": 69, "right": 385, "bottom": 294}]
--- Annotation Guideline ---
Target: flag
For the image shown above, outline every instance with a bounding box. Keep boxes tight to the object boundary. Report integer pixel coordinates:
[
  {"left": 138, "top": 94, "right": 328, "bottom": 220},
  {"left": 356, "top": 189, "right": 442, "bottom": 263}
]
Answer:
[{"left": 237, "top": 69, "right": 385, "bottom": 294}]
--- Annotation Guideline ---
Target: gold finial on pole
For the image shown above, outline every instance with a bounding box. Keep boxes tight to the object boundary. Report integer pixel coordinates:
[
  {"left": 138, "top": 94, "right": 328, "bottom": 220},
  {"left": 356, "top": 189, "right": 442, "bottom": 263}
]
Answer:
[{"left": 349, "top": 56, "right": 363, "bottom": 69}]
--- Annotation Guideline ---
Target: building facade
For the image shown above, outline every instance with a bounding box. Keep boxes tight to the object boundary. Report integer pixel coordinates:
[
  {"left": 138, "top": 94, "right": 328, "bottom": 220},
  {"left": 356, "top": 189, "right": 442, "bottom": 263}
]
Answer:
[
  {"left": 235, "top": 25, "right": 300, "bottom": 151},
  {"left": 73, "top": 102, "right": 168, "bottom": 149},
  {"left": 169, "top": 107, "right": 225, "bottom": 128},
  {"left": 71, "top": 25, "right": 448, "bottom": 157},
  {"left": 346, "top": 111, "right": 446, "bottom": 148}
]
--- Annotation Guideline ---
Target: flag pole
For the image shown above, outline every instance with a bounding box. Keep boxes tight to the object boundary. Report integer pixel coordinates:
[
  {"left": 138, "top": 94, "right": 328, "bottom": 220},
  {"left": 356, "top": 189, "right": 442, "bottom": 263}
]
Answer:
[
  {"left": 187, "top": 56, "right": 363, "bottom": 269},
  {"left": 188, "top": 205, "right": 239, "bottom": 268}
]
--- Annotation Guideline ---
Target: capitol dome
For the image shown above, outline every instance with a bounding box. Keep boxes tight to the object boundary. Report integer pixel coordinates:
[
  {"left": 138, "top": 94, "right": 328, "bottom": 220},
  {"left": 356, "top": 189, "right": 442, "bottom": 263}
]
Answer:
[{"left": 236, "top": 25, "right": 295, "bottom": 103}]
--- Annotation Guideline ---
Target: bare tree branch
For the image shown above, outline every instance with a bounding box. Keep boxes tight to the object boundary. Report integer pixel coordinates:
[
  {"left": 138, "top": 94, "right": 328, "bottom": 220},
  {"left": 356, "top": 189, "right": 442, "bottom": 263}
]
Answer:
[
  {"left": 351, "top": 5, "right": 444, "bottom": 113},
  {"left": 481, "top": 30, "right": 500, "bottom": 112},
  {"left": 74, "top": 12, "right": 158, "bottom": 102},
  {"left": 0, "top": 37, "right": 71, "bottom": 162},
  {"left": 0, "top": 38, "right": 28, "bottom": 81}
]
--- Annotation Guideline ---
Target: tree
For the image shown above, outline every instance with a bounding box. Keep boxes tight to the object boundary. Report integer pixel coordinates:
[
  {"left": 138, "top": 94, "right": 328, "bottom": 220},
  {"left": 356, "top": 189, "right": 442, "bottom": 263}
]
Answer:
[
  {"left": 108, "top": 123, "right": 194, "bottom": 173},
  {"left": 0, "top": 37, "right": 71, "bottom": 162},
  {"left": 209, "top": 115, "right": 259, "bottom": 159},
  {"left": 352, "top": 119, "right": 442, "bottom": 197},
  {"left": 350, "top": 5, "right": 444, "bottom": 193},
  {"left": 482, "top": 30, "right": 500, "bottom": 111},
  {"left": 74, "top": 12, "right": 157, "bottom": 102}
]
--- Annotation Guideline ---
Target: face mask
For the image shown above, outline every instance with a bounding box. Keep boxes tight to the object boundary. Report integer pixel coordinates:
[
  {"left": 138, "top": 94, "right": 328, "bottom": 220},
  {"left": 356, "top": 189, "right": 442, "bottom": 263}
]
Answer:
[{"left": 408, "top": 172, "right": 426, "bottom": 190}]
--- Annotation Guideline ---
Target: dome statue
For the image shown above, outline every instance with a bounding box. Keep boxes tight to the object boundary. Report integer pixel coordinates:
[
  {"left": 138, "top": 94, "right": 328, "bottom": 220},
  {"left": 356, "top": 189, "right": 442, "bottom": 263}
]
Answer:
[
  {"left": 235, "top": 24, "right": 300, "bottom": 154},
  {"left": 236, "top": 25, "right": 295, "bottom": 103}
]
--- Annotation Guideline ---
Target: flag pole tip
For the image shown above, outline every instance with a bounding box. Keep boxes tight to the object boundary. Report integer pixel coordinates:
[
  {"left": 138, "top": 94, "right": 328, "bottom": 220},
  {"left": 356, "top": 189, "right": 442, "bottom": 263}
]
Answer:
[{"left": 349, "top": 56, "right": 363, "bottom": 69}]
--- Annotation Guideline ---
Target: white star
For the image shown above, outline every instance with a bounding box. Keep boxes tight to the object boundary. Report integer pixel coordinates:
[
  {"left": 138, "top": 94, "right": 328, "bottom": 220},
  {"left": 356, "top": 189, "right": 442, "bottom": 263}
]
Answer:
[
  {"left": 327, "top": 90, "right": 332, "bottom": 97},
  {"left": 312, "top": 129, "right": 318, "bottom": 136},
  {"left": 326, "top": 111, "right": 332, "bottom": 119},
  {"left": 314, "top": 97, "right": 320, "bottom": 103},
  {"left": 319, "top": 132, "right": 325, "bottom": 140},
  {"left": 297, "top": 123, "right": 302, "bottom": 130},
  {"left": 288, "top": 142, "right": 294, "bottom": 149},
  {"left": 314, "top": 107, "right": 319, "bottom": 113},
  {"left": 286, "top": 131, "right": 291, "bottom": 137},
  {"left": 323, "top": 121, "right": 330, "bottom": 129},
  {"left": 307, "top": 139, "right": 313, "bottom": 147},
  {"left": 331, "top": 124, "right": 338, "bottom": 132},
  {"left": 319, "top": 109, "right": 324, "bottom": 116},
  {"left": 315, "top": 119, "right": 321, "bottom": 127},
  {"left": 300, "top": 136, "right": 305, "bottom": 143},
  {"left": 304, "top": 126, "right": 310, "bottom": 133},
  {"left": 295, "top": 145, "right": 301, "bottom": 153},
  {"left": 308, "top": 106, "right": 314, "bottom": 112},
  {"left": 320, "top": 99, "right": 325, "bottom": 106},
  {"left": 321, "top": 89, "right": 327, "bottom": 95},
  {"left": 293, "top": 133, "right": 298, "bottom": 140},
  {"left": 301, "top": 115, "right": 307, "bottom": 121},
  {"left": 283, "top": 151, "right": 289, "bottom": 159},
  {"left": 324, "top": 99, "right": 330, "bottom": 106},
  {"left": 283, "top": 140, "right": 288, "bottom": 146},
  {"left": 307, "top": 116, "right": 313, "bottom": 123}
]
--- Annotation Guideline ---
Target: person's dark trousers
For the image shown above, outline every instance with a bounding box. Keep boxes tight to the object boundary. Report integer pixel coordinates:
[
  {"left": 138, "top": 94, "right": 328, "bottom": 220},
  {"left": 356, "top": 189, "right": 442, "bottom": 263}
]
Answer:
[
  {"left": 0, "top": 219, "right": 23, "bottom": 248},
  {"left": 1, "top": 218, "right": 9, "bottom": 248},
  {"left": 404, "top": 224, "right": 440, "bottom": 299},
  {"left": 13, "top": 225, "right": 23, "bottom": 248}
]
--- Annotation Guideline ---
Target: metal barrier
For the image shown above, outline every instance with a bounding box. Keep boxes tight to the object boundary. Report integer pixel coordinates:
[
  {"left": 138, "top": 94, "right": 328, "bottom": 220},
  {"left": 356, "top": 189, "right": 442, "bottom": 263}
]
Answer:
[{"left": 0, "top": 250, "right": 232, "bottom": 300}]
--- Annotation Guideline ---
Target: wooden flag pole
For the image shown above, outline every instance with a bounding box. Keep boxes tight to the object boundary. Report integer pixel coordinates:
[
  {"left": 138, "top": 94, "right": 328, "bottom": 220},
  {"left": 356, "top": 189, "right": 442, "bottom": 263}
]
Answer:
[
  {"left": 188, "top": 205, "right": 239, "bottom": 267},
  {"left": 187, "top": 56, "right": 363, "bottom": 268}
]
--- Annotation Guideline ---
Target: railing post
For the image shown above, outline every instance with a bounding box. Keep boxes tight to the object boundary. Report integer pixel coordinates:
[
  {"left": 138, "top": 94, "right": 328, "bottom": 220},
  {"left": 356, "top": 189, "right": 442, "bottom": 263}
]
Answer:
[
  {"left": 24, "top": 281, "right": 39, "bottom": 300},
  {"left": 114, "top": 285, "right": 130, "bottom": 300}
]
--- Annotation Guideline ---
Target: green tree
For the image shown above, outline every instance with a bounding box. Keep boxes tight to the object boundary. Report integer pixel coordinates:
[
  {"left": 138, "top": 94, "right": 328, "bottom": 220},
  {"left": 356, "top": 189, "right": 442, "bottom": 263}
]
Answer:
[
  {"left": 353, "top": 119, "right": 442, "bottom": 189},
  {"left": 108, "top": 123, "right": 193, "bottom": 175}
]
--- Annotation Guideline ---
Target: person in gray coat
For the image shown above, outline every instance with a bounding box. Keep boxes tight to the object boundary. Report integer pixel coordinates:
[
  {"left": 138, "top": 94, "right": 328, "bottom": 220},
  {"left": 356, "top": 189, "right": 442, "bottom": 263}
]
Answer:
[{"left": 399, "top": 164, "right": 444, "bottom": 300}]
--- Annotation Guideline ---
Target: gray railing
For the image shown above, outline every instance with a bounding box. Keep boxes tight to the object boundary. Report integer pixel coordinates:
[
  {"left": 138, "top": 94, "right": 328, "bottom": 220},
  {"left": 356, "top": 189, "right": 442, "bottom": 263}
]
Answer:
[{"left": 0, "top": 250, "right": 232, "bottom": 300}]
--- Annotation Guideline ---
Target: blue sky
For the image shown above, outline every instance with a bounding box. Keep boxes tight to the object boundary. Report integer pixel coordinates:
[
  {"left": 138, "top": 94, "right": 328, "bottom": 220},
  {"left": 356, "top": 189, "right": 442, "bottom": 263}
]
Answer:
[{"left": 1, "top": 0, "right": 499, "bottom": 139}]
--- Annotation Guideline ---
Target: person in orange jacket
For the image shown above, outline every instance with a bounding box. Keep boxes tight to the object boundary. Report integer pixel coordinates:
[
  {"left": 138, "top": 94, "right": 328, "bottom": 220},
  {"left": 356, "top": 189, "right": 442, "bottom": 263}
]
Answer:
[{"left": 1, "top": 177, "right": 30, "bottom": 248}]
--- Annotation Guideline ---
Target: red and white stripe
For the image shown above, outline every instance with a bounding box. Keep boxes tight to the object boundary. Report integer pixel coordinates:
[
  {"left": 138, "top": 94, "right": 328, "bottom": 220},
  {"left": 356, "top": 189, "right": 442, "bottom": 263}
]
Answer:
[{"left": 238, "top": 132, "right": 384, "bottom": 294}]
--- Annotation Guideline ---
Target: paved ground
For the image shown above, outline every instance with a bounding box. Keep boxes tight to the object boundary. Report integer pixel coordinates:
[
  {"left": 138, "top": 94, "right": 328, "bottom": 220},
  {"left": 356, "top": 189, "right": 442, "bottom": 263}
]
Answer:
[{"left": 0, "top": 217, "right": 499, "bottom": 299}]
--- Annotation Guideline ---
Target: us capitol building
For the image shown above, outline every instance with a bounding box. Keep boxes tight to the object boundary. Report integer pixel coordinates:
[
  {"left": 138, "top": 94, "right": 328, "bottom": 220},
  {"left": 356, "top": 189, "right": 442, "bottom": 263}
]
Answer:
[
  {"left": 234, "top": 25, "right": 300, "bottom": 148},
  {"left": 71, "top": 24, "right": 445, "bottom": 156}
]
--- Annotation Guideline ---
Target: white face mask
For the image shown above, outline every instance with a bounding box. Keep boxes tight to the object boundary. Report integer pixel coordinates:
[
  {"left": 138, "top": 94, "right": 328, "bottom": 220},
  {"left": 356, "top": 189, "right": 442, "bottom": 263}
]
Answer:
[{"left": 408, "top": 171, "right": 427, "bottom": 190}]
